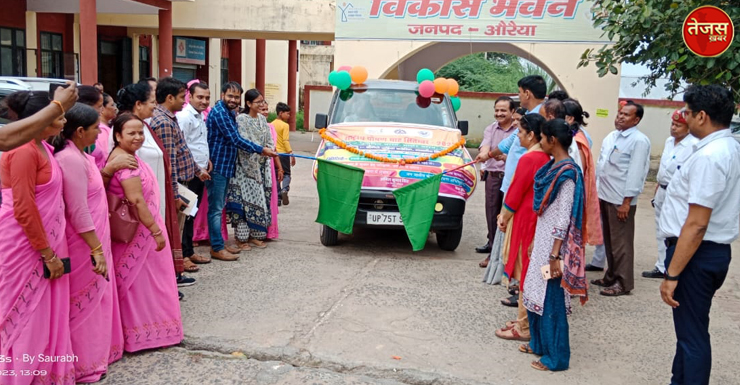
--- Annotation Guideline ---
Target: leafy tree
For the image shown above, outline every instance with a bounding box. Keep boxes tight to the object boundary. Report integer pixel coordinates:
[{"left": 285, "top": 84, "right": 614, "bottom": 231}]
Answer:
[
  {"left": 578, "top": 0, "right": 740, "bottom": 101},
  {"left": 436, "top": 53, "right": 558, "bottom": 94}
]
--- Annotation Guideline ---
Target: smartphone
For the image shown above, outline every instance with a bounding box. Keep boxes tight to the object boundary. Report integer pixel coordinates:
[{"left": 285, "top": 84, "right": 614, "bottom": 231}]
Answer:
[
  {"left": 540, "top": 261, "right": 564, "bottom": 280},
  {"left": 43, "top": 257, "right": 71, "bottom": 279},
  {"left": 179, "top": 196, "right": 190, "bottom": 212},
  {"left": 48, "top": 82, "right": 70, "bottom": 100}
]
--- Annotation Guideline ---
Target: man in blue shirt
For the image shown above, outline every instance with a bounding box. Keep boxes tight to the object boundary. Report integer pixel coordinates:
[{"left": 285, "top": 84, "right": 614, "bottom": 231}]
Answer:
[{"left": 206, "top": 82, "right": 277, "bottom": 261}]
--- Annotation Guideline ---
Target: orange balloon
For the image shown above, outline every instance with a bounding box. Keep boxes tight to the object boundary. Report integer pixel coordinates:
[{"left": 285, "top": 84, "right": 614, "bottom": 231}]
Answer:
[
  {"left": 434, "top": 78, "right": 448, "bottom": 94},
  {"left": 350, "top": 66, "right": 369, "bottom": 84},
  {"left": 446, "top": 79, "right": 459, "bottom": 96}
]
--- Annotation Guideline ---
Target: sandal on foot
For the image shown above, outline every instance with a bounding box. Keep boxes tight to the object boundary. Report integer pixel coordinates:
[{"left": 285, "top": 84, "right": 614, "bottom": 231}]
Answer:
[
  {"left": 590, "top": 278, "right": 609, "bottom": 287},
  {"left": 600, "top": 284, "right": 630, "bottom": 297},
  {"left": 531, "top": 361, "right": 549, "bottom": 371},
  {"left": 495, "top": 327, "right": 530, "bottom": 341},
  {"left": 234, "top": 241, "right": 252, "bottom": 251},
  {"left": 183, "top": 258, "right": 200, "bottom": 273},
  {"left": 501, "top": 320, "right": 517, "bottom": 330},
  {"left": 479, "top": 258, "right": 490, "bottom": 268},
  {"left": 508, "top": 287, "right": 520, "bottom": 296},
  {"left": 518, "top": 344, "right": 535, "bottom": 355},
  {"left": 500, "top": 294, "right": 518, "bottom": 307},
  {"left": 248, "top": 239, "right": 267, "bottom": 249}
]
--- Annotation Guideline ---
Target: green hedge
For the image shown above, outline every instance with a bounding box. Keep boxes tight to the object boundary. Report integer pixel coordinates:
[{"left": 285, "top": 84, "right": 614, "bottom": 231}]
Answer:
[{"left": 267, "top": 110, "right": 305, "bottom": 132}]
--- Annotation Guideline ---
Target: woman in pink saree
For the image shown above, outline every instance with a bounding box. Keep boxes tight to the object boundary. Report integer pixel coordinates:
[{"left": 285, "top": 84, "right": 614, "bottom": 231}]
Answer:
[
  {"left": 0, "top": 91, "right": 76, "bottom": 384},
  {"left": 52, "top": 104, "right": 126, "bottom": 382},
  {"left": 107, "top": 113, "right": 183, "bottom": 353}
]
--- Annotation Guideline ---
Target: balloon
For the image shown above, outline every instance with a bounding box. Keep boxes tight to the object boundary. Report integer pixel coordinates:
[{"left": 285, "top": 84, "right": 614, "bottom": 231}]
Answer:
[
  {"left": 446, "top": 78, "right": 459, "bottom": 96},
  {"left": 338, "top": 65, "right": 352, "bottom": 72},
  {"left": 450, "top": 96, "right": 461, "bottom": 111},
  {"left": 328, "top": 70, "right": 338, "bottom": 86},
  {"left": 416, "top": 68, "right": 435, "bottom": 84},
  {"left": 416, "top": 95, "right": 431, "bottom": 108},
  {"left": 339, "top": 89, "right": 354, "bottom": 101},
  {"left": 335, "top": 71, "right": 352, "bottom": 90},
  {"left": 418, "top": 80, "right": 435, "bottom": 98},
  {"left": 434, "top": 78, "right": 448, "bottom": 94},
  {"left": 350, "top": 66, "right": 368, "bottom": 84}
]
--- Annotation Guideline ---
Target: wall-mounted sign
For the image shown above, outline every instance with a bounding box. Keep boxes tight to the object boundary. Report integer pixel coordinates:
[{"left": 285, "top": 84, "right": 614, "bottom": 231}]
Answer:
[
  {"left": 335, "top": 0, "right": 611, "bottom": 43},
  {"left": 175, "top": 37, "right": 206, "bottom": 65}
]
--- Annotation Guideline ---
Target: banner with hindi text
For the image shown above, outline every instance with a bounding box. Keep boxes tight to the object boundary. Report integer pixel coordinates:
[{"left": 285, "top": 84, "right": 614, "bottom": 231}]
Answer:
[{"left": 335, "top": 0, "right": 610, "bottom": 44}]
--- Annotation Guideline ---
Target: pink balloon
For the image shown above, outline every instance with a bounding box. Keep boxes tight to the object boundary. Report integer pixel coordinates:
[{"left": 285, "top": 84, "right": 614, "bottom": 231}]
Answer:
[
  {"left": 338, "top": 65, "right": 352, "bottom": 72},
  {"left": 418, "top": 80, "right": 435, "bottom": 98}
]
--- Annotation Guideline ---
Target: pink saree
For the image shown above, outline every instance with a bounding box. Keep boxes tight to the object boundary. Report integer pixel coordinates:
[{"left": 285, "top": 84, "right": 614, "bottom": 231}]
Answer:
[
  {"left": 192, "top": 192, "right": 228, "bottom": 243},
  {"left": 267, "top": 124, "right": 279, "bottom": 239},
  {"left": 0, "top": 142, "right": 76, "bottom": 385},
  {"left": 108, "top": 156, "right": 183, "bottom": 353},
  {"left": 56, "top": 144, "right": 124, "bottom": 383}
]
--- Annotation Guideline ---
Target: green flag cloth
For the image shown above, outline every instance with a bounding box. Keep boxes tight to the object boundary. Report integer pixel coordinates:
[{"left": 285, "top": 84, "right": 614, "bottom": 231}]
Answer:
[
  {"left": 315, "top": 159, "right": 365, "bottom": 234},
  {"left": 393, "top": 173, "right": 443, "bottom": 251}
]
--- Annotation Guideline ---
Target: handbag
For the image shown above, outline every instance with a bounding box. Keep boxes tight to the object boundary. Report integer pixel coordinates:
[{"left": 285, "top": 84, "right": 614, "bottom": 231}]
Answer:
[{"left": 107, "top": 193, "right": 140, "bottom": 243}]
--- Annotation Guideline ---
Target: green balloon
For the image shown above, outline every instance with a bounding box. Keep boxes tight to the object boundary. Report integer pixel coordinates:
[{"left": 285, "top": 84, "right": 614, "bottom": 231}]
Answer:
[
  {"left": 339, "top": 89, "right": 354, "bottom": 101},
  {"left": 451, "top": 96, "right": 461, "bottom": 111},
  {"left": 335, "top": 71, "right": 352, "bottom": 90},
  {"left": 416, "top": 68, "right": 434, "bottom": 84},
  {"left": 328, "top": 70, "right": 338, "bottom": 86}
]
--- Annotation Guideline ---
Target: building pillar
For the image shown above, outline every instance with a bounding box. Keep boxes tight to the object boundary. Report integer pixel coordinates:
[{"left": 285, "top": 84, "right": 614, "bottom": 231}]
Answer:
[
  {"left": 255, "top": 39, "right": 266, "bottom": 93},
  {"left": 208, "top": 38, "right": 222, "bottom": 101},
  {"left": 227, "top": 39, "right": 242, "bottom": 85},
  {"left": 25, "top": 11, "right": 38, "bottom": 77},
  {"left": 79, "top": 0, "right": 98, "bottom": 84},
  {"left": 151, "top": 35, "right": 159, "bottom": 79},
  {"left": 131, "top": 33, "right": 140, "bottom": 82},
  {"left": 158, "top": 7, "right": 173, "bottom": 78},
  {"left": 287, "top": 40, "right": 298, "bottom": 131}
]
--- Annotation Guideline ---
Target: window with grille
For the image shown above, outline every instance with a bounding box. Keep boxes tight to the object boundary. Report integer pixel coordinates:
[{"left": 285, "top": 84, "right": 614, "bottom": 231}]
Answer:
[
  {"left": 0, "top": 28, "right": 26, "bottom": 76},
  {"left": 40, "top": 32, "right": 64, "bottom": 78}
]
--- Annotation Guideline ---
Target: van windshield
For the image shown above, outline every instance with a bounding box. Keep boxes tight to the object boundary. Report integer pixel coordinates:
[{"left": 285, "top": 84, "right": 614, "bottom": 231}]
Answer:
[{"left": 330, "top": 89, "right": 454, "bottom": 128}]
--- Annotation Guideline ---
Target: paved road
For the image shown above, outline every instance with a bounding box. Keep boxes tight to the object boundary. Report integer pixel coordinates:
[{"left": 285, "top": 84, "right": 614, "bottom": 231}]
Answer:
[{"left": 102, "top": 132, "right": 740, "bottom": 385}]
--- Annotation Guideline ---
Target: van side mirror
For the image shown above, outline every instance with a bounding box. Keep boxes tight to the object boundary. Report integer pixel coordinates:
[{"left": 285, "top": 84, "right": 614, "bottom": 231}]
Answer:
[
  {"left": 315, "top": 113, "right": 328, "bottom": 129},
  {"left": 457, "top": 120, "right": 469, "bottom": 135}
]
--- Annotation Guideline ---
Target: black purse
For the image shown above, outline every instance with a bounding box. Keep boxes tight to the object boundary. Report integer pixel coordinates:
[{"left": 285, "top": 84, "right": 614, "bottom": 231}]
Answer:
[{"left": 43, "top": 257, "right": 71, "bottom": 279}]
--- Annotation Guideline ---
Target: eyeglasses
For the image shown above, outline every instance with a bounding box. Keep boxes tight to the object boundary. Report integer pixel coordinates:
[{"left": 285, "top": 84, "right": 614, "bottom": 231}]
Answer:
[{"left": 254, "top": 100, "right": 267, "bottom": 105}]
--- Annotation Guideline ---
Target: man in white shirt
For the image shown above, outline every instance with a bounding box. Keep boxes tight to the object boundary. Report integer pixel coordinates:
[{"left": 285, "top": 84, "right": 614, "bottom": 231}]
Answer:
[
  {"left": 176, "top": 81, "right": 213, "bottom": 266},
  {"left": 658, "top": 85, "right": 740, "bottom": 385},
  {"left": 592, "top": 101, "right": 651, "bottom": 296},
  {"left": 643, "top": 110, "right": 697, "bottom": 279}
]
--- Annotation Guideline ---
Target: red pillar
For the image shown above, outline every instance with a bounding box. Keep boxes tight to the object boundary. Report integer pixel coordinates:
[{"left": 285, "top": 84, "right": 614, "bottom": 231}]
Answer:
[
  {"left": 79, "top": 0, "right": 98, "bottom": 84},
  {"left": 158, "top": 7, "right": 173, "bottom": 78},
  {"left": 255, "top": 39, "right": 266, "bottom": 93},
  {"left": 287, "top": 40, "right": 298, "bottom": 131},
  {"left": 228, "top": 39, "right": 242, "bottom": 85}
]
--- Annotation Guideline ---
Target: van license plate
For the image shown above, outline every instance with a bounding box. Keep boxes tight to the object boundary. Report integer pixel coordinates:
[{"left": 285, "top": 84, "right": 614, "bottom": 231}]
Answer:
[{"left": 367, "top": 212, "right": 403, "bottom": 225}]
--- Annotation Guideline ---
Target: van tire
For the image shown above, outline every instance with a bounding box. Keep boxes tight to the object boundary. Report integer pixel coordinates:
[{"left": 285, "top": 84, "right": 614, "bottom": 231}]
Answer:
[
  {"left": 436, "top": 224, "right": 463, "bottom": 251},
  {"left": 320, "top": 225, "right": 339, "bottom": 246}
]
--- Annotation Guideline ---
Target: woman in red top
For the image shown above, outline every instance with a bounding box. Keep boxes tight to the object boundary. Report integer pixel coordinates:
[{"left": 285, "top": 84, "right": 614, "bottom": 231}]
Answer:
[
  {"left": 493, "top": 113, "right": 550, "bottom": 342},
  {"left": 0, "top": 91, "right": 76, "bottom": 384}
]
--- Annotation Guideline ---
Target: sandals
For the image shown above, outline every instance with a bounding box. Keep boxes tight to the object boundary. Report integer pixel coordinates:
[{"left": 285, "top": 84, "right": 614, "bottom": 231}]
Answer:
[
  {"left": 248, "top": 239, "right": 267, "bottom": 249},
  {"left": 479, "top": 258, "right": 489, "bottom": 268},
  {"left": 531, "top": 361, "right": 549, "bottom": 371},
  {"left": 234, "top": 241, "right": 253, "bottom": 251},
  {"left": 183, "top": 258, "right": 200, "bottom": 273},
  {"left": 518, "top": 344, "right": 535, "bottom": 355},
  {"left": 600, "top": 284, "right": 630, "bottom": 297},
  {"left": 495, "top": 326, "right": 530, "bottom": 341},
  {"left": 500, "top": 294, "right": 518, "bottom": 307},
  {"left": 590, "top": 278, "right": 609, "bottom": 287},
  {"left": 508, "top": 286, "right": 520, "bottom": 296}
]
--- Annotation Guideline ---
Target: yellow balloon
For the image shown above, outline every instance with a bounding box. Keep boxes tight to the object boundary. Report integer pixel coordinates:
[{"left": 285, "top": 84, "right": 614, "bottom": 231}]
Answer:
[
  {"left": 434, "top": 78, "right": 448, "bottom": 94},
  {"left": 446, "top": 79, "right": 460, "bottom": 96},
  {"left": 350, "top": 66, "right": 369, "bottom": 84}
]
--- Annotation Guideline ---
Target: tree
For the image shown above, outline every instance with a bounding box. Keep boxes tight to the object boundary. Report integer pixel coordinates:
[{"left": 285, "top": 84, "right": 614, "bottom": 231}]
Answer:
[
  {"left": 436, "top": 53, "right": 558, "bottom": 93},
  {"left": 578, "top": 0, "right": 740, "bottom": 101}
]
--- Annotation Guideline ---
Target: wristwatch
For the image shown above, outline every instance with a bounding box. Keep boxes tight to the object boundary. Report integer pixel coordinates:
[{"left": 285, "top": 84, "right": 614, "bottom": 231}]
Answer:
[
  {"left": 549, "top": 254, "right": 561, "bottom": 261},
  {"left": 664, "top": 272, "right": 680, "bottom": 281}
]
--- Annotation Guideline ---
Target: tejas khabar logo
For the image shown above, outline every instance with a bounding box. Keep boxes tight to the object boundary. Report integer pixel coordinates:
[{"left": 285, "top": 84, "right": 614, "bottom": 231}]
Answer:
[{"left": 682, "top": 6, "right": 734, "bottom": 57}]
